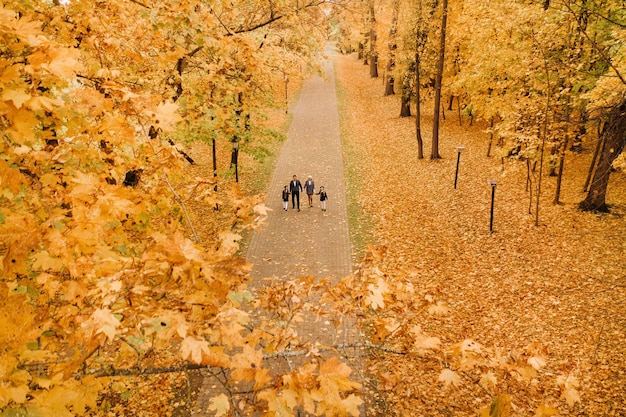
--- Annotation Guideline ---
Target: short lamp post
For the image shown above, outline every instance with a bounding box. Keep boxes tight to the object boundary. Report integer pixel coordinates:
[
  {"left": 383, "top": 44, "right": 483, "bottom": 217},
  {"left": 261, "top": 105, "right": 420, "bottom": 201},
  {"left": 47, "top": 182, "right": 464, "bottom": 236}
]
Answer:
[
  {"left": 231, "top": 138, "right": 239, "bottom": 183},
  {"left": 488, "top": 180, "right": 497, "bottom": 233},
  {"left": 454, "top": 146, "right": 465, "bottom": 189}
]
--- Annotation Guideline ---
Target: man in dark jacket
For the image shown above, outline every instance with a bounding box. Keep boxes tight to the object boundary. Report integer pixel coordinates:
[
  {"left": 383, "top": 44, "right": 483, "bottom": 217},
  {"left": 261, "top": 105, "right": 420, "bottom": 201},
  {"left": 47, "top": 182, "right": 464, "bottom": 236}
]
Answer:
[{"left": 289, "top": 175, "right": 303, "bottom": 211}]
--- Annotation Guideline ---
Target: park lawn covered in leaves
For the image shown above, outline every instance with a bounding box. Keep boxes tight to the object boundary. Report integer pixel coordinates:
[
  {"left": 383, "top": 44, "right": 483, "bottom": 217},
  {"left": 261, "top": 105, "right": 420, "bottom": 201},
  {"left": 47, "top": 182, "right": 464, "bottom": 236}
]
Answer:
[{"left": 336, "top": 52, "right": 626, "bottom": 416}]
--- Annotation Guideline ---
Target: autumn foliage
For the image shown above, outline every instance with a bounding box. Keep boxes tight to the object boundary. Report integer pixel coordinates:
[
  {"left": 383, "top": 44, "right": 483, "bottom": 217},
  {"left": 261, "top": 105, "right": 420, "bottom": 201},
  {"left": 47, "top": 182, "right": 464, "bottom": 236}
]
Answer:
[
  {"left": 1, "top": 0, "right": 625, "bottom": 416},
  {"left": 0, "top": 0, "right": 355, "bottom": 416}
]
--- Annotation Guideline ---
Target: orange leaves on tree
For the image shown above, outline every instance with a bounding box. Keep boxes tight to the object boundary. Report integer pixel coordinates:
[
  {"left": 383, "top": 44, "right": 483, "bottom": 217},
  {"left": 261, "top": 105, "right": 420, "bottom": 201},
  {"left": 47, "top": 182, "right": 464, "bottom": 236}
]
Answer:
[
  {"left": 181, "top": 336, "right": 211, "bottom": 364},
  {"left": 365, "top": 276, "right": 389, "bottom": 310},
  {"left": 208, "top": 393, "right": 230, "bottom": 417},
  {"left": 145, "top": 100, "right": 183, "bottom": 132},
  {"left": 410, "top": 325, "right": 441, "bottom": 352},
  {"left": 2, "top": 88, "right": 31, "bottom": 109},
  {"left": 557, "top": 373, "right": 581, "bottom": 407},
  {"left": 312, "top": 357, "right": 363, "bottom": 417},
  {"left": 437, "top": 369, "right": 461, "bottom": 388},
  {"left": 478, "top": 394, "right": 512, "bottom": 417},
  {"left": 40, "top": 46, "right": 82, "bottom": 79},
  {"left": 533, "top": 404, "right": 560, "bottom": 416},
  {"left": 230, "top": 343, "right": 263, "bottom": 382},
  {"left": 81, "top": 308, "right": 121, "bottom": 343}
]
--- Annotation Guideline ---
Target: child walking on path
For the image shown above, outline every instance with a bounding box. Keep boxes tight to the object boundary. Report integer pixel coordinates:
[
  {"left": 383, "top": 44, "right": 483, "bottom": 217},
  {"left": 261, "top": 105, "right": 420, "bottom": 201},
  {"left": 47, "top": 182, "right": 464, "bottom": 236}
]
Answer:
[
  {"left": 317, "top": 186, "right": 328, "bottom": 212},
  {"left": 281, "top": 185, "right": 290, "bottom": 211}
]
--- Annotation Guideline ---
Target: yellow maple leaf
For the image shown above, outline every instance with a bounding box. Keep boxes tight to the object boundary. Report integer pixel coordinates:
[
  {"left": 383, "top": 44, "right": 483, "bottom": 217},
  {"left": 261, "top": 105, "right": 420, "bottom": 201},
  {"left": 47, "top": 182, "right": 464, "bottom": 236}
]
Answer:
[
  {"left": 82, "top": 308, "right": 120, "bottom": 342},
  {"left": 2, "top": 88, "right": 31, "bottom": 108},
  {"left": 7, "top": 106, "right": 38, "bottom": 144},
  {"left": 410, "top": 325, "right": 441, "bottom": 352},
  {"left": 556, "top": 373, "right": 581, "bottom": 407},
  {"left": 181, "top": 336, "right": 210, "bottom": 364},
  {"left": 528, "top": 354, "right": 547, "bottom": 370},
  {"left": 32, "top": 250, "right": 65, "bottom": 272},
  {"left": 341, "top": 393, "right": 364, "bottom": 417},
  {"left": 208, "top": 393, "right": 230, "bottom": 417},
  {"left": 478, "top": 394, "right": 511, "bottom": 417},
  {"left": 42, "top": 47, "right": 81, "bottom": 78},
  {"left": 318, "top": 356, "right": 361, "bottom": 392},
  {"left": 427, "top": 300, "right": 450, "bottom": 316},
  {"left": 27, "top": 95, "right": 63, "bottom": 111},
  {"left": 230, "top": 343, "right": 263, "bottom": 382},
  {"left": 147, "top": 100, "right": 182, "bottom": 131},
  {"left": 534, "top": 404, "right": 559, "bottom": 417},
  {"left": 479, "top": 371, "right": 498, "bottom": 393},
  {"left": 365, "top": 277, "right": 389, "bottom": 310},
  {"left": 0, "top": 384, "right": 29, "bottom": 405},
  {"left": 437, "top": 369, "right": 461, "bottom": 388},
  {"left": 217, "top": 231, "right": 242, "bottom": 257}
]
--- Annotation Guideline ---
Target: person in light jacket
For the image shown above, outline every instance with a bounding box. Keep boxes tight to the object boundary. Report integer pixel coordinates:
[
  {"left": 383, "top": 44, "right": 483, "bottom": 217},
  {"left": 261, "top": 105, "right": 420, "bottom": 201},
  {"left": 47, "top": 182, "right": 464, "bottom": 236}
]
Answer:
[{"left": 304, "top": 175, "right": 315, "bottom": 208}]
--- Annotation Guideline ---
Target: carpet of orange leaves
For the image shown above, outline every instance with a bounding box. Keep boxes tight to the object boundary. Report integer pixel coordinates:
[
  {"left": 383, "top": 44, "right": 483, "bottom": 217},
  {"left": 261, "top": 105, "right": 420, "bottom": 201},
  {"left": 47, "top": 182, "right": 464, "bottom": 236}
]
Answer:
[{"left": 335, "top": 52, "right": 626, "bottom": 416}]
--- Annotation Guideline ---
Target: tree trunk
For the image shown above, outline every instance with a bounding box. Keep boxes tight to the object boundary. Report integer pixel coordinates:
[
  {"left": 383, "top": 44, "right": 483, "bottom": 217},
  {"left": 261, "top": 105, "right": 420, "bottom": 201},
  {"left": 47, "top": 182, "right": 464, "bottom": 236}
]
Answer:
[
  {"left": 580, "top": 100, "right": 626, "bottom": 211},
  {"left": 415, "top": 53, "right": 424, "bottom": 159},
  {"left": 553, "top": 136, "right": 568, "bottom": 204},
  {"left": 486, "top": 117, "right": 494, "bottom": 157},
  {"left": 384, "top": 0, "right": 399, "bottom": 96},
  {"left": 368, "top": 1, "right": 378, "bottom": 78},
  {"left": 370, "top": 52, "right": 378, "bottom": 78},
  {"left": 384, "top": 75, "right": 395, "bottom": 95},
  {"left": 400, "top": 75, "right": 412, "bottom": 117},
  {"left": 431, "top": 0, "right": 448, "bottom": 160},
  {"left": 582, "top": 133, "right": 604, "bottom": 192}
]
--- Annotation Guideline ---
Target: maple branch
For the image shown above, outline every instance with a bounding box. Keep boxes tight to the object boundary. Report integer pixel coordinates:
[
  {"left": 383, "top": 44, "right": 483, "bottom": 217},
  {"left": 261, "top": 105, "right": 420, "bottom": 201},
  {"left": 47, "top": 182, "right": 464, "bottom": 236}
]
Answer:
[
  {"left": 559, "top": 1, "right": 626, "bottom": 85},
  {"left": 128, "top": 0, "right": 149, "bottom": 8},
  {"left": 210, "top": 7, "right": 234, "bottom": 36},
  {"left": 163, "top": 173, "right": 200, "bottom": 243},
  {"left": 211, "top": 0, "right": 328, "bottom": 35},
  {"left": 85, "top": 343, "right": 406, "bottom": 378}
]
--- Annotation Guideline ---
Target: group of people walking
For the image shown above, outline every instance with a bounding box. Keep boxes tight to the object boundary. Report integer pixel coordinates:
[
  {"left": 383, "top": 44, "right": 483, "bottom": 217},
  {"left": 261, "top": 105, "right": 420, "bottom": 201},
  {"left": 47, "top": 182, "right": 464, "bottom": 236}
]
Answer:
[{"left": 282, "top": 175, "right": 328, "bottom": 212}]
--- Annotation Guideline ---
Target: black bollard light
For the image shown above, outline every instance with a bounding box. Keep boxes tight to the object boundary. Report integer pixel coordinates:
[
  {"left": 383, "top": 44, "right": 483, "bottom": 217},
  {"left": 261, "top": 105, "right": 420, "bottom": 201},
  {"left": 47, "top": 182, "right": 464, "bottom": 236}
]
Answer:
[
  {"left": 231, "top": 138, "right": 239, "bottom": 183},
  {"left": 454, "top": 146, "right": 465, "bottom": 189},
  {"left": 488, "top": 180, "right": 497, "bottom": 232}
]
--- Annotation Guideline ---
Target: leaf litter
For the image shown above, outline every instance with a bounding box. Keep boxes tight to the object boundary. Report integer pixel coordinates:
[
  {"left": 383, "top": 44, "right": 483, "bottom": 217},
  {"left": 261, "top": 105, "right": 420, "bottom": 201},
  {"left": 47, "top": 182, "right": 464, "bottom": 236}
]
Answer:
[{"left": 335, "top": 51, "right": 626, "bottom": 416}]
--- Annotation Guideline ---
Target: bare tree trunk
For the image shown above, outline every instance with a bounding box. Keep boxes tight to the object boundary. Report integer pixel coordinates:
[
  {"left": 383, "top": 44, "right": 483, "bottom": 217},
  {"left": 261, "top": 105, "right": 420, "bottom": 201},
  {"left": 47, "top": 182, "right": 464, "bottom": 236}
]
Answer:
[
  {"left": 527, "top": 159, "right": 534, "bottom": 214},
  {"left": 486, "top": 117, "right": 494, "bottom": 157},
  {"left": 553, "top": 136, "right": 568, "bottom": 204},
  {"left": 400, "top": 74, "right": 412, "bottom": 117},
  {"left": 583, "top": 127, "right": 604, "bottom": 192},
  {"left": 415, "top": 53, "right": 424, "bottom": 159},
  {"left": 431, "top": 0, "right": 447, "bottom": 160},
  {"left": 580, "top": 100, "right": 626, "bottom": 211}
]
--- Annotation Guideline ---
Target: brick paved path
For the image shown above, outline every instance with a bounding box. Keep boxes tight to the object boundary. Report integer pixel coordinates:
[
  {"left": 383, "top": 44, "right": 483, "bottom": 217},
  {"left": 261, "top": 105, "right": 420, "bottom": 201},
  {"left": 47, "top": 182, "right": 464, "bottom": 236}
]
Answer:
[
  {"left": 192, "top": 46, "right": 361, "bottom": 416},
  {"left": 246, "top": 46, "right": 353, "bottom": 280}
]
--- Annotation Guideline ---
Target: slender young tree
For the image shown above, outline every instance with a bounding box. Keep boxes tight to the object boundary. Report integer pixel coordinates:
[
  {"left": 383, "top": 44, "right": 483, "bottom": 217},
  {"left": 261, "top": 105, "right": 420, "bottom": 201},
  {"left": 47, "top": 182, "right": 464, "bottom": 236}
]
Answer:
[{"left": 431, "top": 0, "right": 448, "bottom": 159}]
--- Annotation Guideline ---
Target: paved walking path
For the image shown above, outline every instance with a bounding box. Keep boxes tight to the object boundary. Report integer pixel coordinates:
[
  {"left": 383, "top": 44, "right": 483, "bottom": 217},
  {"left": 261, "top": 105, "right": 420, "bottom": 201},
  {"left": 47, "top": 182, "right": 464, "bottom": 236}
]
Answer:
[
  {"left": 246, "top": 46, "right": 353, "bottom": 281},
  {"left": 192, "top": 46, "right": 360, "bottom": 416}
]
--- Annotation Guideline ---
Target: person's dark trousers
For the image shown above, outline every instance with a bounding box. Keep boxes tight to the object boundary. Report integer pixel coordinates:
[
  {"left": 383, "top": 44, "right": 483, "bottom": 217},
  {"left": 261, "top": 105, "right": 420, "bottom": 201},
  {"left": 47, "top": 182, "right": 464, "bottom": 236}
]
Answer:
[{"left": 292, "top": 192, "right": 300, "bottom": 210}]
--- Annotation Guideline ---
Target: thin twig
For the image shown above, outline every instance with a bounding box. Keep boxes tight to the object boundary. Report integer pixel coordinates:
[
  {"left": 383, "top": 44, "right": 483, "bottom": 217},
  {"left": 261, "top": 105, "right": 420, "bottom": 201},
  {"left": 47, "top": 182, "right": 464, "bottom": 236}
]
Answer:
[{"left": 163, "top": 173, "right": 200, "bottom": 243}]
